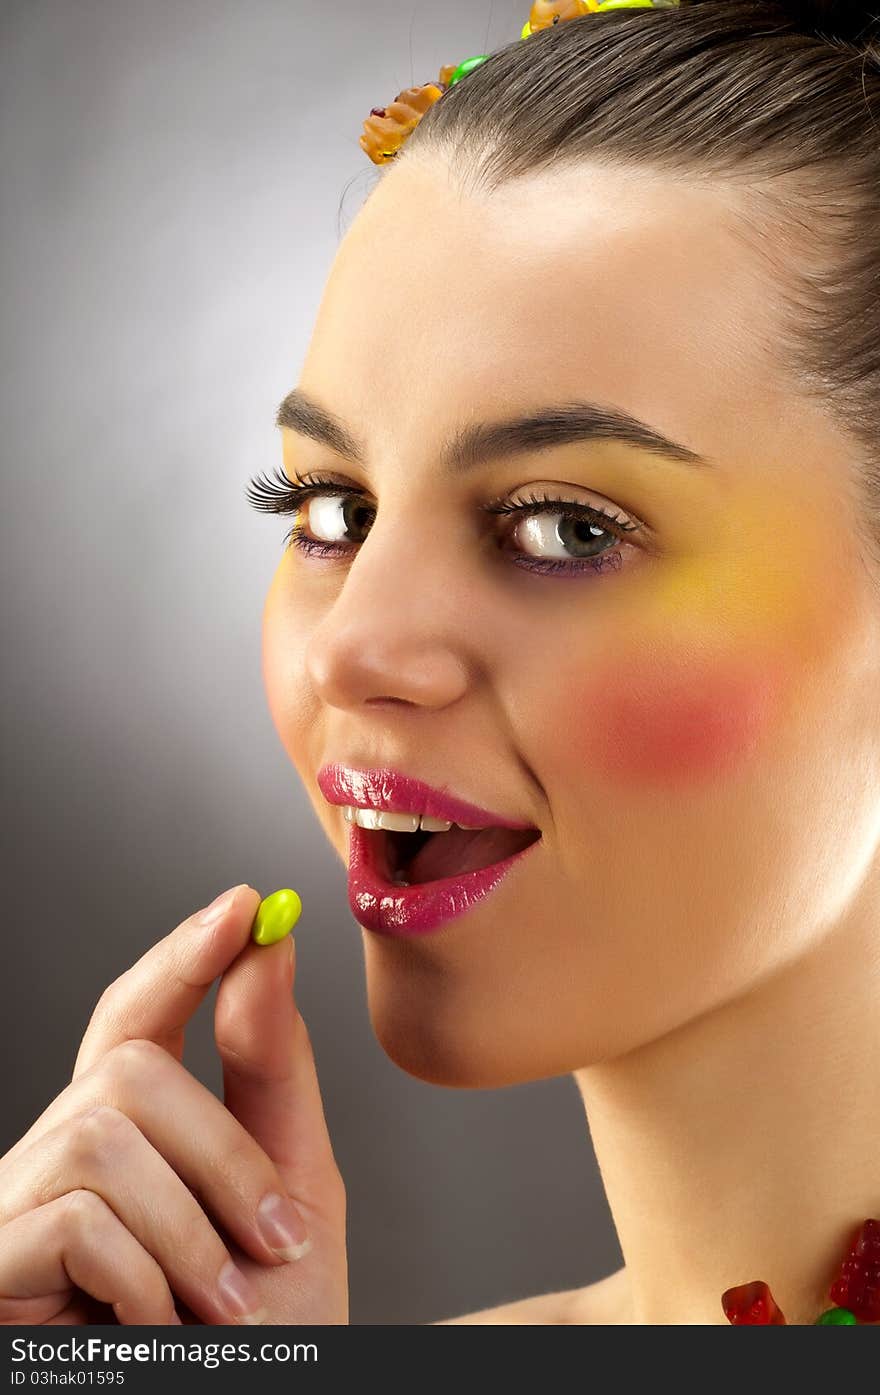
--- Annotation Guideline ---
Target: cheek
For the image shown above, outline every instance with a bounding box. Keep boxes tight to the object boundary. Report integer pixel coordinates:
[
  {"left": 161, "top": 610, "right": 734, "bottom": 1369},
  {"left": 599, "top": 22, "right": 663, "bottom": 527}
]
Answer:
[
  {"left": 261, "top": 565, "right": 288, "bottom": 712},
  {"left": 260, "top": 558, "right": 313, "bottom": 742},
  {"left": 576, "top": 651, "right": 788, "bottom": 784}
]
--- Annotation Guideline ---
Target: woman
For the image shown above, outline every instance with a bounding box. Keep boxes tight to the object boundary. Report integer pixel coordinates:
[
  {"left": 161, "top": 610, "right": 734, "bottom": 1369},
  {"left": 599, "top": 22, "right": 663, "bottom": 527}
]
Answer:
[{"left": 1, "top": 0, "right": 879, "bottom": 1325}]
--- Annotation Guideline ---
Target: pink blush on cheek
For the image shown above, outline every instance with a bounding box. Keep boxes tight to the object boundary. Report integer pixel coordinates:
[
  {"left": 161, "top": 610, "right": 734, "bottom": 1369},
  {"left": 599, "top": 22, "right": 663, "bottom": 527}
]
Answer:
[{"left": 582, "top": 656, "right": 785, "bottom": 783}]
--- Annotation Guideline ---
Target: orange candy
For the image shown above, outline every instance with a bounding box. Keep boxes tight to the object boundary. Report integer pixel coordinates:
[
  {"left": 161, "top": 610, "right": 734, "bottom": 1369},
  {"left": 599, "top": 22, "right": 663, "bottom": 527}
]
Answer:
[
  {"left": 527, "top": 0, "right": 595, "bottom": 31},
  {"left": 360, "top": 72, "right": 454, "bottom": 165}
]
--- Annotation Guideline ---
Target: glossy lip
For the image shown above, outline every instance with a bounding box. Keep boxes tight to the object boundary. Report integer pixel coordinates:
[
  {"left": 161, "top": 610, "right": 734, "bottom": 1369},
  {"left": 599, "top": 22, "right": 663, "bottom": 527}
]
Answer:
[
  {"left": 316, "top": 763, "right": 537, "bottom": 830},
  {"left": 346, "top": 818, "right": 542, "bottom": 937}
]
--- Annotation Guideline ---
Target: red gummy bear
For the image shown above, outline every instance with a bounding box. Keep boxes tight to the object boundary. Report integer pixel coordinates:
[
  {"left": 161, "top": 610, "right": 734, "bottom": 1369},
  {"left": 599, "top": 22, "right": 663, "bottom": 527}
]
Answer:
[
  {"left": 722, "top": 1280, "right": 787, "bottom": 1325},
  {"left": 829, "top": 1219, "right": 880, "bottom": 1323}
]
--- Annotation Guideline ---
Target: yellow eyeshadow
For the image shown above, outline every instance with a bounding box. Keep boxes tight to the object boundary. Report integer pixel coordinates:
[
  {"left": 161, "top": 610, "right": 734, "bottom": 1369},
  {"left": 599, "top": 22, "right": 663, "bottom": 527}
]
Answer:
[{"left": 635, "top": 487, "right": 840, "bottom": 651}]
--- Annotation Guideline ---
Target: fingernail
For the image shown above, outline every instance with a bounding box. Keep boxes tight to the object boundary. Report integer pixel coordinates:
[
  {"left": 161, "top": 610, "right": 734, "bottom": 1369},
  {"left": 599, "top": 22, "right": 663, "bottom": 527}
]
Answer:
[
  {"left": 217, "top": 1258, "right": 267, "bottom": 1324},
  {"left": 199, "top": 885, "right": 243, "bottom": 927},
  {"left": 255, "top": 1192, "right": 313, "bottom": 1261}
]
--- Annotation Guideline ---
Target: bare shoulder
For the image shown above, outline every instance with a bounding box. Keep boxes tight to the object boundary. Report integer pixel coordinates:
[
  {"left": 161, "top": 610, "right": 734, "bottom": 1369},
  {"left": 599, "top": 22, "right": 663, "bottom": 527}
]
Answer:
[{"left": 433, "top": 1266, "right": 630, "bottom": 1326}]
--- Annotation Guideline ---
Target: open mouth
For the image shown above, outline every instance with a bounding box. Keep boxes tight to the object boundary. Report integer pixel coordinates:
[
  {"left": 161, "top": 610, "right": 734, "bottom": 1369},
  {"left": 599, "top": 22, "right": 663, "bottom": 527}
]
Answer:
[{"left": 366, "top": 823, "right": 542, "bottom": 886}]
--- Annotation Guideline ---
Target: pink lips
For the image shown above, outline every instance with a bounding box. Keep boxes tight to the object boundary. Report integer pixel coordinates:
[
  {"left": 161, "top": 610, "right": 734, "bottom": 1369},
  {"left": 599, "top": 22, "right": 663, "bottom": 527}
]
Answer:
[
  {"left": 316, "top": 764, "right": 536, "bottom": 830},
  {"left": 317, "top": 763, "right": 541, "bottom": 937},
  {"left": 346, "top": 819, "right": 540, "bottom": 936}
]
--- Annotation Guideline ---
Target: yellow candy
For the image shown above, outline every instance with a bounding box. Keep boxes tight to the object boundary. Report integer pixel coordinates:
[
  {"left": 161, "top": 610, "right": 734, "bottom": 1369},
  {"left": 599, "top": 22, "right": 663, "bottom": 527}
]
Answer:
[{"left": 251, "top": 888, "right": 303, "bottom": 945}]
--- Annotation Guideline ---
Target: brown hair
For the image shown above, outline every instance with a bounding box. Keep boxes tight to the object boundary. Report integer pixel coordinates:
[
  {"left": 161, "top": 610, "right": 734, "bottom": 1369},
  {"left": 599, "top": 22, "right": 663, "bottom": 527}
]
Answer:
[{"left": 394, "top": 1, "right": 880, "bottom": 550}]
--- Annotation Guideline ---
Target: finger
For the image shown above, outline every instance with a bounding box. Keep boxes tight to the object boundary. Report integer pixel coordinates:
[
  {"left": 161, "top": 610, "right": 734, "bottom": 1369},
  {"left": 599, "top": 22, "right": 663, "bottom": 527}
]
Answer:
[
  {"left": 72, "top": 884, "right": 261, "bottom": 1079},
  {"left": 0, "top": 1105, "right": 267, "bottom": 1326},
  {"left": 1, "top": 1038, "right": 317, "bottom": 1268},
  {"left": 0, "top": 1189, "right": 180, "bottom": 1326},
  {"left": 215, "top": 930, "right": 343, "bottom": 1214}
]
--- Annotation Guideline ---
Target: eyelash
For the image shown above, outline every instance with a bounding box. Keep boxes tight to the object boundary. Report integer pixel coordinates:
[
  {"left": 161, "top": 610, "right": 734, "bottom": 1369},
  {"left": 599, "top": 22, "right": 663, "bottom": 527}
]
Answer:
[{"left": 244, "top": 468, "right": 644, "bottom": 578}]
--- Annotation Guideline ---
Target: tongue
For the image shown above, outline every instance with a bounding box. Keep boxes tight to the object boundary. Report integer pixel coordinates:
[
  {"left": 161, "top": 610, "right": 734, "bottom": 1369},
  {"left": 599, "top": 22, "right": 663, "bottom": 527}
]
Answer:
[{"left": 404, "top": 826, "right": 536, "bottom": 884}]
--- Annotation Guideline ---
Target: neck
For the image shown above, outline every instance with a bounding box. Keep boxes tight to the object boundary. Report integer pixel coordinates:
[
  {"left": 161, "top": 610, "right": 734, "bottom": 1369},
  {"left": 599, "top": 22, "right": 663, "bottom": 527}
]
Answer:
[{"left": 574, "top": 875, "right": 880, "bottom": 1325}]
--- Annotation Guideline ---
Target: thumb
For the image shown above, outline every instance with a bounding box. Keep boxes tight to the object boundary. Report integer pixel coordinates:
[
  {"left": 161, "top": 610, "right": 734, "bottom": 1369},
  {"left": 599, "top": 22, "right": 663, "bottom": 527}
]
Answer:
[{"left": 213, "top": 894, "right": 340, "bottom": 1198}]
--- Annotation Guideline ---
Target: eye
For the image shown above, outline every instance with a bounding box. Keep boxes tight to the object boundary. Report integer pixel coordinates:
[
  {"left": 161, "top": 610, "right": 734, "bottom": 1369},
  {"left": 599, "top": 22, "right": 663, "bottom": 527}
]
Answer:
[
  {"left": 521, "top": 513, "right": 609, "bottom": 557},
  {"left": 244, "top": 469, "right": 648, "bottom": 579},
  {"left": 299, "top": 491, "right": 374, "bottom": 550},
  {"left": 484, "top": 488, "right": 645, "bottom": 576}
]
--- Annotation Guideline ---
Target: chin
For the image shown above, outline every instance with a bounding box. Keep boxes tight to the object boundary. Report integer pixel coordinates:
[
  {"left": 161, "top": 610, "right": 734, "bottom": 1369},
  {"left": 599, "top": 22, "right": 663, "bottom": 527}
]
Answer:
[
  {"left": 369, "top": 1012, "right": 619, "bottom": 1087},
  {"left": 372, "top": 1023, "right": 542, "bottom": 1089},
  {"left": 362, "top": 957, "right": 611, "bottom": 1088}
]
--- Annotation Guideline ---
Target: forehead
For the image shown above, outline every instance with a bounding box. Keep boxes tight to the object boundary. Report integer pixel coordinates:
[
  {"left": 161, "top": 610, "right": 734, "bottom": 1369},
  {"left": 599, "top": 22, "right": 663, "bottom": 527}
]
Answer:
[{"left": 301, "top": 157, "right": 791, "bottom": 469}]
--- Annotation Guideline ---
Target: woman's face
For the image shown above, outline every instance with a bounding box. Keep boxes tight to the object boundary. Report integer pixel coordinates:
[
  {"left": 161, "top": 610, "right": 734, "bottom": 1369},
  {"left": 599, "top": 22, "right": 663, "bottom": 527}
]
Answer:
[{"left": 262, "top": 156, "right": 880, "bottom": 1086}]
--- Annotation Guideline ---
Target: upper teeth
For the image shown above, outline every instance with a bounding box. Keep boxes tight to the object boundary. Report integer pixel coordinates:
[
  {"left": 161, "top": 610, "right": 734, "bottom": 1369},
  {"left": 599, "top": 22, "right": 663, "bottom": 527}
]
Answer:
[{"left": 341, "top": 805, "right": 483, "bottom": 832}]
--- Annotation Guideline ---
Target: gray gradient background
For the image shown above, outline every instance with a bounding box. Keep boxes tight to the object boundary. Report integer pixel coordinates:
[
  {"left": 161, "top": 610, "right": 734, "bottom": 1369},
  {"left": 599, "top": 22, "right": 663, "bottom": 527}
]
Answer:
[{"left": 0, "top": 0, "right": 620, "bottom": 1323}]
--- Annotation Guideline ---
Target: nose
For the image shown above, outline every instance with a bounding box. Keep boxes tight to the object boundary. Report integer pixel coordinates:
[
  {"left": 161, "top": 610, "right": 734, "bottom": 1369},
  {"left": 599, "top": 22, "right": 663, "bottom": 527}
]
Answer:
[{"left": 303, "top": 508, "right": 472, "bottom": 712}]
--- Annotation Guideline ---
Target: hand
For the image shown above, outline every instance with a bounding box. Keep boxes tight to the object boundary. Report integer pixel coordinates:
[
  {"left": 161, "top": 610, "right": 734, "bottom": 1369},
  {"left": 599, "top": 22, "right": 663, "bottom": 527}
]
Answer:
[{"left": 0, "top": 884, "right": 348, "bottom": 1325}]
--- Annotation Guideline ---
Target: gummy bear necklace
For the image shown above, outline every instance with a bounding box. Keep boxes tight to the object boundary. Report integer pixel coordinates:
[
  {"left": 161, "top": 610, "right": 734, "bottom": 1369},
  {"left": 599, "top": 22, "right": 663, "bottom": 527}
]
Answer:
[{"left": 721, "top": 1218, "right": 880, "bottom": 1324}]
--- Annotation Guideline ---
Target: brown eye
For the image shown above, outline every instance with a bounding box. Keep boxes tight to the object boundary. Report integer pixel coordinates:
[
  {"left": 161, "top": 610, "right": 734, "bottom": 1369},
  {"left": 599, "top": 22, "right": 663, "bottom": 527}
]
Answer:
[{"left": 301, "top": 493, "right": 374, "bottom": 546}]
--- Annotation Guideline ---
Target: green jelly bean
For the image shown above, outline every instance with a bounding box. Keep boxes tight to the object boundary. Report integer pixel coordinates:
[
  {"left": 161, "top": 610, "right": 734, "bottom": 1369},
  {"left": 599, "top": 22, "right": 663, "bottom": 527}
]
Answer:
[
  {"left": 448, "top": 55, "right": 489, "bottom": 86},
  {"left": 814, "top": 1307, "right": 857, "bottom": 1324},
  {"left": 251, "top": 888, "right": 302, "bottom": 946}
]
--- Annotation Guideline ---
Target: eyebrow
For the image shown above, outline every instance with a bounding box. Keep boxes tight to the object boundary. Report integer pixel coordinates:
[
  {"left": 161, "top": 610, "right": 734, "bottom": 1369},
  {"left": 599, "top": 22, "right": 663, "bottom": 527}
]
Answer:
[{"left": 275, "top": 387, "right": 715, "bottom": 474}]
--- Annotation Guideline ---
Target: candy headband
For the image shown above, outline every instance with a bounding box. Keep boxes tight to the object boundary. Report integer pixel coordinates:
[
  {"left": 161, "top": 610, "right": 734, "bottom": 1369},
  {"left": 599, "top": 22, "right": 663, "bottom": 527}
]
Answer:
[{"left": 360, "top": 0, "right": 680, "bottom": 165}]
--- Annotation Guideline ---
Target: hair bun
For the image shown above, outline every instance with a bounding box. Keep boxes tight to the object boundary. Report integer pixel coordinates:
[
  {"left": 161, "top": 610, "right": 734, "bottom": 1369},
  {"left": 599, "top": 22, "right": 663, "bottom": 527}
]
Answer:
[{"left": 762, "top": 0, "right": 880, "bottom": 45}]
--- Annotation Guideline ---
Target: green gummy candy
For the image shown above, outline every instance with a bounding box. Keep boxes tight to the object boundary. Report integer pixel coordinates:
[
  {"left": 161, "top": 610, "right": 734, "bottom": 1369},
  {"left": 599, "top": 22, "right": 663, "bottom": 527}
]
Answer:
[
  {"left": 814, "top": 1307, "right": 857, "bottom": 1324},
  {"left": 448, "top": 55, "right": 489, "bottom": 86},
  {"left": 251, "top": 888, "right": 302, "bottom": 945}
]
